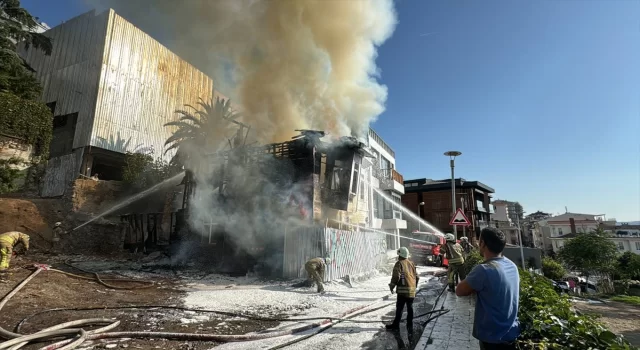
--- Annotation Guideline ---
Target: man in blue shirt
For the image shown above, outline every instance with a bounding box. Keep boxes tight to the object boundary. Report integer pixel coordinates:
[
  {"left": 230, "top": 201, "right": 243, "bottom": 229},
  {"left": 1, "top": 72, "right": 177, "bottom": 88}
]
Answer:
[{"left": 456, "top": 228, "right": 520, "bottom": 350}]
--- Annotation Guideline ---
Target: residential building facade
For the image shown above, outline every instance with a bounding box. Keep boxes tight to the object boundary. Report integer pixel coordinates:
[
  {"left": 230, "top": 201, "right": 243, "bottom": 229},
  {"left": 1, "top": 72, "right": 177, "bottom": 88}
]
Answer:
[
  {"left": 367, "top": 128, "right": 407, "bottom": 250},
  {"left": 402, "top": 178, "right": 494, "bottom": 241},
  {"left": 18, "top": 9, "right": 217, "bottom": 197},
  {"left": 546, "top": 213, "right": 615, "bottom": 252}
]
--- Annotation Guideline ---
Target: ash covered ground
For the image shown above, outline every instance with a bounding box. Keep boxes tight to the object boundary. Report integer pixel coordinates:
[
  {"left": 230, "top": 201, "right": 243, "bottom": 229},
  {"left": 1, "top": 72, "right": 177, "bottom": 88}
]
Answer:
[{"left": 1, "top": 251, "right": 444, "bottom": 350}]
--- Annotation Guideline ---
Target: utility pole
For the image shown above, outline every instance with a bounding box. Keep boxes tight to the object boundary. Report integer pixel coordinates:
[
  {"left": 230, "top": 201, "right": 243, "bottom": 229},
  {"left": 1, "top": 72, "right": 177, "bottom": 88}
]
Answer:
[
  {"left": 515, "top": 211, "right": 526, "bottom": 270},
  {"left": 444, "top": 151, "right": 461, "bottom": 238}
]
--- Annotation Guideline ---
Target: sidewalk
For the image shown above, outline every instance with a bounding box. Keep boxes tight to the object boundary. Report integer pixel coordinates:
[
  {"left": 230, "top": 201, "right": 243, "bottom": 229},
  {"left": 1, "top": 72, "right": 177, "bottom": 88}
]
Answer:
[{"left": 415, "top": 289, "right": 477, "bottom": 350}]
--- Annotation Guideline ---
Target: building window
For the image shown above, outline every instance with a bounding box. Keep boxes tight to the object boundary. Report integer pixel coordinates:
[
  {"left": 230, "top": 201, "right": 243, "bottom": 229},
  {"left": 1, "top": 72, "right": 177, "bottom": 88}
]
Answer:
[
  {"left": 351, "top": 162, "right": 360, "bottom": 194},
  {"left": 552, "top": 227, "right": 556, "bottom": 236},
  {"left": 635, "top": 242, "right": 640, "bottom": 250},
  {"left": 558, "top": 228, "right": 563, "bottom": 235},
  {"left": 618, "top": 242, "right": 624, "bottom": 250}
]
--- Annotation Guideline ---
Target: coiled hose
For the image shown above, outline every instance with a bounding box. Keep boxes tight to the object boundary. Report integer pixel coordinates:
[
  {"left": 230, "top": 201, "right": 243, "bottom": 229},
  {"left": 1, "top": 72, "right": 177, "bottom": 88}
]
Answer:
[{"left": 0, "top": 265, "right": 447, "bottom": 350}]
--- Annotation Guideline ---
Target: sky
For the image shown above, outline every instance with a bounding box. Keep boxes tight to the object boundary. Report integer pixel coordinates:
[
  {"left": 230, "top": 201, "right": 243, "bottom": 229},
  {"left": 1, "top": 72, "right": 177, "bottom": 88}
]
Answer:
[{"left": 20, "top": 0, "right": 640, "bottom": 221}]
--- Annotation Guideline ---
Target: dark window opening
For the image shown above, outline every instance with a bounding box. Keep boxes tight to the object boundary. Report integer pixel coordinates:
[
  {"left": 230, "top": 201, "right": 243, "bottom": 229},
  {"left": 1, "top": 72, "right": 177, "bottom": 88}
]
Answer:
[
  {"left": 46, "top": 101, "right": 57, "bottom": 115},
  {"left": 49, "top": 112, "right": 78, "bottom": 158},
  {"left": 91, "top": 159, "right": 123, "bottom": 181}
]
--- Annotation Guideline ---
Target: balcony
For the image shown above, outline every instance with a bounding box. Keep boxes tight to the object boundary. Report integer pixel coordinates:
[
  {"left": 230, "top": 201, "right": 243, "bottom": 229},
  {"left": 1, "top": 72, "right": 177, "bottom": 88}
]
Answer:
[
  {"left": 381, "top": 218, "right": 407, "bottom": 230},
  {"left": 379, "top": 169, "right": 405, "bottom": 194}
]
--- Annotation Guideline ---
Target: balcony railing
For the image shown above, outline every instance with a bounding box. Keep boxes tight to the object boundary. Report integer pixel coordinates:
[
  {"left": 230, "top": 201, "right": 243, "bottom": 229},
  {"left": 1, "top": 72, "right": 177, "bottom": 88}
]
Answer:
[{"left": 392, "top": 169, "right": 403, "bottom": 183}]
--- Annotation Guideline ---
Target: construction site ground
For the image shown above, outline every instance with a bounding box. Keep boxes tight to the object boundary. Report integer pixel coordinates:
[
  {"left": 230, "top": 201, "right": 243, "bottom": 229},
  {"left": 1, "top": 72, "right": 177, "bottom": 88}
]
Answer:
[{"left": 0, "top": 251, "right": 445, "bottom": 350}]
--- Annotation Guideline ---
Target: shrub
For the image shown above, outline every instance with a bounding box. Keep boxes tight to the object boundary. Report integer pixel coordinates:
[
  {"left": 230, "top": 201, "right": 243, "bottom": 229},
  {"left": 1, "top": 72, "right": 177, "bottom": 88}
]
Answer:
[
  {"left": 463, "top": 250, "right": 483, "bottom": 277},
  {"left": 122, "top": 152, "right": 179, "bottom": 190},
  {"left": 517, "top": 270, "right": 636, "bottom": 349},
  {"left": 541, "top": 257, "right": 565, "bottom": 281},
  {"left": 0, "top": 92, "right": 52, "bottom": 159},
  {"left": 0, "top": 157, "right": 24, "bottom": 193}
]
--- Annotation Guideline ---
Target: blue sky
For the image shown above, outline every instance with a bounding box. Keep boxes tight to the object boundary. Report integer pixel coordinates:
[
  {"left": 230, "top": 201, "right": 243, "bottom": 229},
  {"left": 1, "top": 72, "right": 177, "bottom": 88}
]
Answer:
[{"left": 21, "top": 0, "right": 640, "bottom": 221}]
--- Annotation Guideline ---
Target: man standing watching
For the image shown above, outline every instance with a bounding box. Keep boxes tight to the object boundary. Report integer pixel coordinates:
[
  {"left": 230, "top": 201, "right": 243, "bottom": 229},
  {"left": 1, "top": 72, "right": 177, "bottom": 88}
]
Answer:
[
  {"left": 386, "top": 247, "right": 419, "bottom": 332},
  {"left": 456, "top": 227, "right": 520, "bottom": 349}
]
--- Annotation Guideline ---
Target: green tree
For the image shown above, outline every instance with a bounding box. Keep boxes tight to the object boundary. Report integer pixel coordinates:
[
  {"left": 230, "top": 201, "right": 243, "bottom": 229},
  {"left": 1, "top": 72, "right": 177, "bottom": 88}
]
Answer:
[
  {"left": 122, "top": 152, "right": 179, "bottom": 190},
  {"left": 514, "top": 202, "right": 524, "bottom": 221},
  {"left": 558, "top": 228, "right": 618, "bottom": 284},
  {"left": 616, "top": 251, "right": 640, "bottom": 280},
  {"left": 164, "top": 96, "right": 242, "bottom": 164},
  {"left": 541, "top": 257, "right": 566, "bottom": 281},
  {"left": 1, "top": 0, "right": 53, "bottom": 99}
]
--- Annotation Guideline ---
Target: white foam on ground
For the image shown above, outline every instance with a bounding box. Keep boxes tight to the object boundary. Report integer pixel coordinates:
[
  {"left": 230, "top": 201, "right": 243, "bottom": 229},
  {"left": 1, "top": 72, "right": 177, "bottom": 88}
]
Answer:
[{"left": 181, "top": 266, "right": 443, "bottom": 350}]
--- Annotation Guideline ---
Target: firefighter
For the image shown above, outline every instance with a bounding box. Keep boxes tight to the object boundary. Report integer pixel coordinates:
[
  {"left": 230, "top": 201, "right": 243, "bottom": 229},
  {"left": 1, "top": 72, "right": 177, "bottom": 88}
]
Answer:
[
  {"left": 52, "top": 222, "right": 64, "bottom": 252},
  {"left": 386, "top": 247, "right": 419, "bottom": 332},
  {"left": 460, "top": 236, "right": 472, "bottom": 257},
  {"left": 444, "top": 233, "right": 465, "bottom": 292},
  {"left": 0, "top": 231, "right": 30, "bottom": 271},
  {"left": 304, "top": 257, "right": 327, "bottom": 294}
]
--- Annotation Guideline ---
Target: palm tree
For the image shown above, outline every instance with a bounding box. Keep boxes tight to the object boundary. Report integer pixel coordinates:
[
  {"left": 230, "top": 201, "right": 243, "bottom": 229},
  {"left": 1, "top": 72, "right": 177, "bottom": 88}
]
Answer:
[{"left": 164, "top": 96, "right": 244, "bottom": 164}]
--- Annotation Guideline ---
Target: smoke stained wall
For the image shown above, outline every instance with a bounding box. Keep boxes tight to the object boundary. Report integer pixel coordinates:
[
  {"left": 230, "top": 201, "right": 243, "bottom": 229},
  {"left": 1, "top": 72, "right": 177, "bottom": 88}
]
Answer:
[{"left": 86, "top": 0, "right": 397, "bottom": 142}]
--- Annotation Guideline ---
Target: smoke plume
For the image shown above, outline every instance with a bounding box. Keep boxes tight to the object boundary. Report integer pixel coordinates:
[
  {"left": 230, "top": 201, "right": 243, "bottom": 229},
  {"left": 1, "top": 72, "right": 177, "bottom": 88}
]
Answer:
[{"left": 88, "top": 0, "right": 397, "bottom": 142}]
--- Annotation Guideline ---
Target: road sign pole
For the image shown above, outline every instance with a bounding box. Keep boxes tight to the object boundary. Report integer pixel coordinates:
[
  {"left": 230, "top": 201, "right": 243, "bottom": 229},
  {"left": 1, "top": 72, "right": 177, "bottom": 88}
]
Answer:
[{"left": 451, "top": 159, "right": 457, "bottom": 238}]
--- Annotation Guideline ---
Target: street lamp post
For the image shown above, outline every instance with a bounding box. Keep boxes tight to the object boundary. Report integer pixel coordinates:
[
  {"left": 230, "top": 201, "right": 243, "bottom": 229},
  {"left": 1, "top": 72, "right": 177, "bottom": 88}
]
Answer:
[
  {"left": 444, "top": 151, "right": 462, "bottom": 238},
  {"left": 515, "top": 211, "right": 526, "bottom": 270},
  {"left": 418, "top": 202, "right": 425, "bottom": 231}
]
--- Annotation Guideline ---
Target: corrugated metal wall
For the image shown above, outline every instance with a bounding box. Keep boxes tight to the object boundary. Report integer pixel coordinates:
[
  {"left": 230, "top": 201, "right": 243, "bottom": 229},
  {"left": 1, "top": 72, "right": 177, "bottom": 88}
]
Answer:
[
  {"left": 283, "top": 227, "right": 387, "bottom": 281},
  {"left": 91, "top": 10, "right": 215, "bottom": 161},
  {"left": 17, "top": 10, "right": 110, "bottom": 149},
  {"left": 41, "top": 152, "right": 83, "bottom": 197}
]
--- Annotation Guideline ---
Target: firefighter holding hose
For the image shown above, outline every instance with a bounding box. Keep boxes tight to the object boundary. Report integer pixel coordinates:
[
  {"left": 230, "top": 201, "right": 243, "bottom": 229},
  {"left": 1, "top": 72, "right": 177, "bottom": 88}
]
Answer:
[
  {"left": 444, "top": 233, "right": 465, "bottom": 291},
  {"left": 52, "top": 222, "right": 65, "bottom": 252},
  {"left": 0, "top": 231, "right": 30, "bottom": 271}
]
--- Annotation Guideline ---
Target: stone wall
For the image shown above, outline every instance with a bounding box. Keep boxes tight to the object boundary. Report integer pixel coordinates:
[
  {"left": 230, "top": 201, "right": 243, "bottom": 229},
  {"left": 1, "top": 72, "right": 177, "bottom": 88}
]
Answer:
[{"left": 0, "top": 134, "right": 33, "bottom": 169}]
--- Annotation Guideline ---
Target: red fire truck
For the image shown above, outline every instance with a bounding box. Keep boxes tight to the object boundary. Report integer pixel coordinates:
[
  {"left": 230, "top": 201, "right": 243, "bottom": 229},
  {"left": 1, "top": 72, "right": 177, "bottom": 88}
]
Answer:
[{"left": 403, "top": 231, "right": 449, "bottom": 267}]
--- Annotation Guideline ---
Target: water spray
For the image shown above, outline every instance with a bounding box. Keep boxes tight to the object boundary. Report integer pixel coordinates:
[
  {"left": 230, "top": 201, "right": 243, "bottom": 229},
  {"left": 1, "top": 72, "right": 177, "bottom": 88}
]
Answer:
[
  {"left": 68, "top": 172, "right": 185, "bottom": 233},
  {"left": 328, "top": 219, "right": 436, "bottom": 245},
  {"left": 371, "top": 187, "right": 442, "bottom": 235}
]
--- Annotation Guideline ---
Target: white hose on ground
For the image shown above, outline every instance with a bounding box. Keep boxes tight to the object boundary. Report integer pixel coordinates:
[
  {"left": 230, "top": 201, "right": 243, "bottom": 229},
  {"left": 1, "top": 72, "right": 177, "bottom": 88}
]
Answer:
[{"left": 0, "top": 265, "right": 398, "bottom": 350}]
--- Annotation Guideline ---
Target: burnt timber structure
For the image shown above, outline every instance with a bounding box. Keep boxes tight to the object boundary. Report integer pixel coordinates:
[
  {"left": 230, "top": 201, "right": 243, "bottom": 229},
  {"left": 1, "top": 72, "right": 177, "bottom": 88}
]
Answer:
[{"left": 178, "top": 130, "right": 368, "bottom": 275}]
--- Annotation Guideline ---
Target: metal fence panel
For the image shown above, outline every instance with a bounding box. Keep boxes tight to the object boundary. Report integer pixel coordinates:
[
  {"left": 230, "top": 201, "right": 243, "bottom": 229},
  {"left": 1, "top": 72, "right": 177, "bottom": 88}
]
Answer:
[
  {"left": 324, "top": 228, "right": 387, "bottom": 281},
  {"left": 282, "top": 226, "right": 387, "bottom": 280}
]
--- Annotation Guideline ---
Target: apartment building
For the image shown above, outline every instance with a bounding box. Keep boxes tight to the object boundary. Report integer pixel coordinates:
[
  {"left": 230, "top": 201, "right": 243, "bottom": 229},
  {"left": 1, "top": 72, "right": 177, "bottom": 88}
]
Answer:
[
  {"left": 546, "top": 212, "right": 614, "bottom": 252},
  {"left": 367, "top": 128, "right": 407, "bottom": 250},
  {"left": 402, "top": 178, "right": 494, "bottom": 240}
]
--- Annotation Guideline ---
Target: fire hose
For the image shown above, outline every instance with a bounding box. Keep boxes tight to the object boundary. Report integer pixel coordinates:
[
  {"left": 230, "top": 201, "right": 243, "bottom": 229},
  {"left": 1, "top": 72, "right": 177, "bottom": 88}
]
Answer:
[{"left": 0, "top": 264, "right": 449, "bottom": 349}]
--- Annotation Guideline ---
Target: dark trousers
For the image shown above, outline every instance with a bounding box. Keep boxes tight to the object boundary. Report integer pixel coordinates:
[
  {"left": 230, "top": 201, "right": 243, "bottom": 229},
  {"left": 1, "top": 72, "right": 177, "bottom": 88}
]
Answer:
[
  {"left": 479, "top": 341, "right": 516, "bottom": 350},
  {"left": 391, "top": 295, "right": 414, "bottom": 326}
]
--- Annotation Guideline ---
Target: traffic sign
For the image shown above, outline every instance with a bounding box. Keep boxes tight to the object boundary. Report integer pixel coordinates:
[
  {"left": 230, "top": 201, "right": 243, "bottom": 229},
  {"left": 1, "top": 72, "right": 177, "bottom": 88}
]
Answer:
[{"left": 449, "top": 208, "right": 471, "bottom": 226}]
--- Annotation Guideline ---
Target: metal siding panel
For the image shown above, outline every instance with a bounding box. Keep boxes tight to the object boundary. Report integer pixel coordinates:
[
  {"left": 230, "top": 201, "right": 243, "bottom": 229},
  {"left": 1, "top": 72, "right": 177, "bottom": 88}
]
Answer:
[{"left": 84, "top": 11, "right": 214, "bottom": 160}]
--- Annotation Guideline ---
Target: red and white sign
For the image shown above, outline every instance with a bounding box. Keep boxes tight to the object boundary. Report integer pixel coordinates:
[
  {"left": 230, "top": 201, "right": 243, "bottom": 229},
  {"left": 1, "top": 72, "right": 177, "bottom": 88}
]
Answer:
[{"left": 449, "top": 208, "right": 471, "bottom": 226}]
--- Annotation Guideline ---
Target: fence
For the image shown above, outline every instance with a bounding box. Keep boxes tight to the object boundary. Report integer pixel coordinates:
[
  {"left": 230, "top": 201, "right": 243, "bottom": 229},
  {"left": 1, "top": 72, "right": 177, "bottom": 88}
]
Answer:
[
  {"left": 283, "top": 226, "right": 388, "bottom": 281},
  {"left": 120, "top": 212, "right": 179, "bottom": 250}
]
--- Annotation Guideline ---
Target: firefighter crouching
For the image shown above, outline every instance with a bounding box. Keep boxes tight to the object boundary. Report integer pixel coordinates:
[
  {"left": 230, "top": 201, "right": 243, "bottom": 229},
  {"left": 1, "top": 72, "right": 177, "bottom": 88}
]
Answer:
[
  {"left": 444, "top": 233, "right": 465, "bottom": 292},
  {"left": 386, "top": 247, "right": 419, "bottom": 332},
  {"left": 300, "top": 257, "right": 328, "bottom": 294},
  {"left": 0, "top": 231, "right": 30, "bottom": 271}
]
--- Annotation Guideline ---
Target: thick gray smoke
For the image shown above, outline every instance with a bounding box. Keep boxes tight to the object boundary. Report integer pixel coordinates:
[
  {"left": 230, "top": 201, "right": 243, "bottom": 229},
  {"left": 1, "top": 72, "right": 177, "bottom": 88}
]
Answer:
[
  {"left": 88, "top": 0, "right": 397, "bottom": 142},
  {"left": 84, "top": 0, "right": 397, "bottom": 272}
]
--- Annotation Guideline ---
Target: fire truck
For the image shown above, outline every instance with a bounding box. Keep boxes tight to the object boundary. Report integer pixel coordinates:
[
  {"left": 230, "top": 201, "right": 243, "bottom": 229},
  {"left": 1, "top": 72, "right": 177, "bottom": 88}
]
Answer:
[{"left": 402, "top": 231, "right": 448, "bottom": 267}]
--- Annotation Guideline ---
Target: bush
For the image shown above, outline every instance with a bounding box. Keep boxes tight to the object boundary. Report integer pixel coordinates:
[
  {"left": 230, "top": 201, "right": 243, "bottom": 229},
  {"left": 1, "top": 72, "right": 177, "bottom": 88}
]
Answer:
[
  {"left": 122, "top": 152, "right": 179, "bottom": 190},
  {"left": 0, "top": 92, "right": 52, "bottom": 159},
  {"left": 541, "top": 257, "right": 565, "bottom": 281},
  {"left": 517, "top": 270, "right": 636, "bottom": 349},
  {"left": 0, "top": 157, "right": 24, "bottom": 193},
  {"left": 462, "top": 250, "right": 483, "bottom": 277}
]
